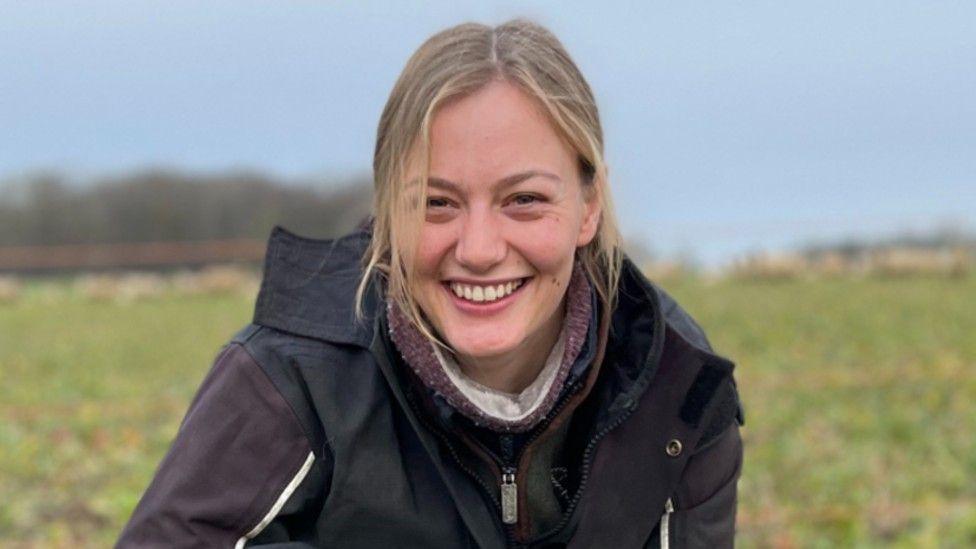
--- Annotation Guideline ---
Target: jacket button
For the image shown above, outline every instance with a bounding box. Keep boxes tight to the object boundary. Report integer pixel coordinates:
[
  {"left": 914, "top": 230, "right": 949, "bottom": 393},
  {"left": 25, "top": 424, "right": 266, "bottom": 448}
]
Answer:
[{"left": 666, "top": 439, "right": 682, "bottom": 457}]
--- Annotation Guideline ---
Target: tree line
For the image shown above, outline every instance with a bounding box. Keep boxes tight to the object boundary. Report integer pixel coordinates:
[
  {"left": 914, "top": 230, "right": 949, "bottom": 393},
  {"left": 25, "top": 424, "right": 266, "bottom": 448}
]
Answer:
[{"left": 0, "top": 170, "right": 373, "bottom": 247}]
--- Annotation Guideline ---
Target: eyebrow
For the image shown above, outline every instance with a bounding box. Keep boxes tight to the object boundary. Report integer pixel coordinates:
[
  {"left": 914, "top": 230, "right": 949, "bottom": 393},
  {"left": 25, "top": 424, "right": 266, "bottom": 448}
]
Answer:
[{"left": 424, "top": 170, "right": 563, "bottom": 192}]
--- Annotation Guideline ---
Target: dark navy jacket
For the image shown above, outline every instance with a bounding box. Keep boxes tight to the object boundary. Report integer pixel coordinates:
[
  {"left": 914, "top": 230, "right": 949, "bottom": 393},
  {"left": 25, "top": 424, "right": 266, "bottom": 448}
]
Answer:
[{"left": 117, "top": 226, "right": 745, "bottom": 548}]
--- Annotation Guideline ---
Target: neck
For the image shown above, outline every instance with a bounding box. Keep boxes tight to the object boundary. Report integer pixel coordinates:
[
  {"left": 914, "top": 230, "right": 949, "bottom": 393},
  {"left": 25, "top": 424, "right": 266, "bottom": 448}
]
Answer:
[{"left": 454, "top": 298, "right": 566, "bottom": 394}]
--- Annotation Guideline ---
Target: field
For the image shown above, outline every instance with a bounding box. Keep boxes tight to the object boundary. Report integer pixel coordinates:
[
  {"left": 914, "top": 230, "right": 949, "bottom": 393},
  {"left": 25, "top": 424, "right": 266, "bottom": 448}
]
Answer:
[{"left": 1, "top": 274, "right": 974, "bottom": 547}]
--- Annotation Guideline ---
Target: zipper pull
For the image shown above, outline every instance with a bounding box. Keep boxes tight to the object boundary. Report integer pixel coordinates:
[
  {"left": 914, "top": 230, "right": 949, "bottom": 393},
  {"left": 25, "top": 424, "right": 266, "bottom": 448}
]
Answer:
[{"left": 501, "top": 468, "right": 518, "bottom": 525}]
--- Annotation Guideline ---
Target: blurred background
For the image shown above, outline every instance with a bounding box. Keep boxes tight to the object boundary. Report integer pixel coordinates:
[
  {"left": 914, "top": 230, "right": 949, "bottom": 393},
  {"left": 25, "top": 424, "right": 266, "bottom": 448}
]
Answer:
[{"left": 1, "top": 1, "right": 973, "bottom": 546}]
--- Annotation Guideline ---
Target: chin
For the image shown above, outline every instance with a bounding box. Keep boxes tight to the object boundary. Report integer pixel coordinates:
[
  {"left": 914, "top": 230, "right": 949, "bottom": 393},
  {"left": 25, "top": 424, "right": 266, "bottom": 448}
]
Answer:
[{"left": 447, "top": 330, "right": 520, "bottom": 361}]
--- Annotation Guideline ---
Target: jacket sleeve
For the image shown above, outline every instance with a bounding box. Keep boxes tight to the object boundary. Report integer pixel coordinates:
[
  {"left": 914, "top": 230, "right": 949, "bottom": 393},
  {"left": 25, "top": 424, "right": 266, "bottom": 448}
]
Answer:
[
  {"left": 668, "top": 420, "right": 743, "bottom": 548},
  {"left": 116, "top": 343, "right": 327, "bottom": 548}
]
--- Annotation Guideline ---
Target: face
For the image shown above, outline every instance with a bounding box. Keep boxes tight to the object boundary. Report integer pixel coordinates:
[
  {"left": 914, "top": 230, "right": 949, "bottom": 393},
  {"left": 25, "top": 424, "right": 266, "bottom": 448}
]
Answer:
[{"left": 407, "top": 79, "right": 601, "bottom": 376}]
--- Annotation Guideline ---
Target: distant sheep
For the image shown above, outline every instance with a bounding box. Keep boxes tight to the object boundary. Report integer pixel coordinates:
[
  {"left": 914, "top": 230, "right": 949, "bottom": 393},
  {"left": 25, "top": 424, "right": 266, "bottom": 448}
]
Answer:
[
  {"left": 729, "top": 252, "right": 809, "bottom": 280},
  {"left": 172, "top": 265, "right": 259, "bottom": 297},
  {"left": 0, "top": 276, "right": 23, "bottom": 303},
  {"left": 729, "top": 246, "right": 972, "bottom": 279},
  {"left": 75, "top": 273, "right": 168, "bottom": 303},
  {"left": 869, "top": 247, "right": 971, "bottom": 278}
]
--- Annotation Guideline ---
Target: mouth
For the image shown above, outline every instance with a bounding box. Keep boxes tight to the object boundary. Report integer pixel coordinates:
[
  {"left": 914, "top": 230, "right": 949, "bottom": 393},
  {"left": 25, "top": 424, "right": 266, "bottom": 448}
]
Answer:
[{"left": 441, "top": 276, "right": 532, "bottom": 313}]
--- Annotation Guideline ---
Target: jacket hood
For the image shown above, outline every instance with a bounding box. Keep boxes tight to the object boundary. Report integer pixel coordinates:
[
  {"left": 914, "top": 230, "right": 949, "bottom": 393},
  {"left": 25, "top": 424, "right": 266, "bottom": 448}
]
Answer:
[
  {"left": 253, "top": 226, "right": 378, "bottom": 348},
  {"left": 252, "top": 225, "right": 721, "bottom": 415}
]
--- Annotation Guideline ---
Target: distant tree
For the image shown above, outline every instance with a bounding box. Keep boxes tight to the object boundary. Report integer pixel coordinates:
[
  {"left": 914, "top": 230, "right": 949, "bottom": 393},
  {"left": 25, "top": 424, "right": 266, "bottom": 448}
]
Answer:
[{"left": 0, "top": 169, "right": 373, "bottom": 247}]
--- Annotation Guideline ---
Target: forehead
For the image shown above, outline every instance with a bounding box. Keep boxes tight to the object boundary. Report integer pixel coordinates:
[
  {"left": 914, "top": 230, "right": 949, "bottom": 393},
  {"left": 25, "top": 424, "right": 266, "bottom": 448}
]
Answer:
[{"left": 423, "top": 80, "right": 577, "bottom": 185}]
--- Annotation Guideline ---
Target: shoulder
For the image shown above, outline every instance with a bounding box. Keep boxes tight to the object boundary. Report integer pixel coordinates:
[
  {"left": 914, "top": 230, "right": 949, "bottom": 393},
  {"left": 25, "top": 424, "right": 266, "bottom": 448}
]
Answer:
[
  {"left": 651, "top": 282, "right": 714, "bottom": 353},
  {"left": 117, "top": 333, "right": 321, "bottom": 546},
  {"left": 206, "top": 326, "right": 332, "bottom": 456},
  {"left": 612, "top": 258, "right": 745, "bottom": 436},
  {"left": 227, "top": 321, "right": 379, "bottom": 459},
  {"left": 645, "top": 279, "right": 746, "bottom": 446}
]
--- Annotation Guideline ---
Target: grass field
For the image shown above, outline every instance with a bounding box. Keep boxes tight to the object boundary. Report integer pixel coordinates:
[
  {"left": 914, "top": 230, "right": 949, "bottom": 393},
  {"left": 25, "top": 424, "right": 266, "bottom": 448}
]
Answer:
[{"left": 1, "top": 274, "right": 974, "bottom": 547}]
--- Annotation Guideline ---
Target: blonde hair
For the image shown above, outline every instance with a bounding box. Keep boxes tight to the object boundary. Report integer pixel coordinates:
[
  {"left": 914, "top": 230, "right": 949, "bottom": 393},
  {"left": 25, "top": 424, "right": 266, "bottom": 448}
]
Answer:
[{"left": 356, "top": 18, "right": 623, "bottom": 347}]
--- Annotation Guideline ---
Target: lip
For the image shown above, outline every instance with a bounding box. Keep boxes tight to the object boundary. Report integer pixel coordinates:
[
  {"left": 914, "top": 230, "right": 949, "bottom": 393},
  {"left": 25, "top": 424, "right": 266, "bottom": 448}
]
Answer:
[
  {"left": 442, "top": 276, "right": 529, "bottom": 285},
  {"left": 442, "top": 277, "right": 531, "bottom": 317}
]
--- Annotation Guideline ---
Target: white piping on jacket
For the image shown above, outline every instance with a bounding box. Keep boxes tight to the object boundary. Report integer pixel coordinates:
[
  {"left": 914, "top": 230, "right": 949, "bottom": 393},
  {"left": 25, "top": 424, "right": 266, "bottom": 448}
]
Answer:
[
  {"left": 660, "top": 497, "right": 674, "bottom": 549},
  {"left": 235, "top": 451, "right": 315, "bottom": 549}
]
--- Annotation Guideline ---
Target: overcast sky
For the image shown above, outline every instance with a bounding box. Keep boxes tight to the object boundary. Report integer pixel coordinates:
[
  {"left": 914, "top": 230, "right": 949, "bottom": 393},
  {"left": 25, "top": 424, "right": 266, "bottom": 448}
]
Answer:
[{"left": 2, "top": 1, "right": 974, "bottom": 265}]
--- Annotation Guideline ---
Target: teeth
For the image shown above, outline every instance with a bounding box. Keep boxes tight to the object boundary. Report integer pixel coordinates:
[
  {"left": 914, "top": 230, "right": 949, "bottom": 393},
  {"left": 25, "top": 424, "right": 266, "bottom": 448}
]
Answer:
[{"left": 448, "top": 278, "right": 526, "bottom": 304}]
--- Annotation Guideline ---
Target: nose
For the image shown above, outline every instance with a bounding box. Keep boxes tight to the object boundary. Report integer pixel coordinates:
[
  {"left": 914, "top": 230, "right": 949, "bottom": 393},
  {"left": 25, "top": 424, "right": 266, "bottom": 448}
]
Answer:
[{"left": 454, "top": 208, "right": 506, "bottom": 273}]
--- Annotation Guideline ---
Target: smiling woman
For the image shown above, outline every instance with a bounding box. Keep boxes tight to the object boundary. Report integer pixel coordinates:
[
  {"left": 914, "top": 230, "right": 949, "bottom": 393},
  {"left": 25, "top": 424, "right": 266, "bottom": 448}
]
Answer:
[
  {"left": 411, "top": 80, "right": 602, "bottom": 394},
  {"left": 118, "top": 18, "right": 744, "bottom": 549}
]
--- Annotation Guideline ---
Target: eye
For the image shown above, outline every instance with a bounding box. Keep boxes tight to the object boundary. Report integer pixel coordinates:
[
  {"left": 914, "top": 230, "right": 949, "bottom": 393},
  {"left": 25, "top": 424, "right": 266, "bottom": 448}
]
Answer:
[
  {"left": 509, "top": 194, "right": 540, "bottom": 206},
  {"left": 426, "top": 196, "right": 452, "bottom": 208}
]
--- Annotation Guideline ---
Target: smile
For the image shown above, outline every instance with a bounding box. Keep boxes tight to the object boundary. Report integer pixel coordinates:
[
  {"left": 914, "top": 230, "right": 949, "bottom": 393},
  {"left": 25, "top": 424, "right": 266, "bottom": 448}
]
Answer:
[{"left": 445, "top": 277, "right": 529, "bottom": 304}]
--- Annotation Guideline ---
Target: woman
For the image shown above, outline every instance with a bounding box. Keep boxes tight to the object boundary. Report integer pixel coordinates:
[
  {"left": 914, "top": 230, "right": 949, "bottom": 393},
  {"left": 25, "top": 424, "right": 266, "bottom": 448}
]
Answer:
[{"left": 118, "top": 19, "right": 744, "bottom": 548}]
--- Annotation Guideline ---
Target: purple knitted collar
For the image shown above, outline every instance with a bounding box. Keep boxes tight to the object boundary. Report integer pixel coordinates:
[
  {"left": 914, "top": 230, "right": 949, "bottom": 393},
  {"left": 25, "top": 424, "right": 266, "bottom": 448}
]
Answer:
[{"left": 386, "top": 262, "right": 593, "bottom": 433}]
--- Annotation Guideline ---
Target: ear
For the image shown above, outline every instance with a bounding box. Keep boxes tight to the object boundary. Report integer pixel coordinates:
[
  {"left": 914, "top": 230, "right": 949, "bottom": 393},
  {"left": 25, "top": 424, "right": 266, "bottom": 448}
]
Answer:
[{"left": 576, "top": 180, "right": 602, "bottom": 248}]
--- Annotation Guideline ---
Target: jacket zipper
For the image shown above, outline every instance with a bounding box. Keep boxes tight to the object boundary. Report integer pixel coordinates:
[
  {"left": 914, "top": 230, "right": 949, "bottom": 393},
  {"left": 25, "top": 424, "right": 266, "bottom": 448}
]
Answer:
[
  {"left": 660, "top": 497, "right": 674, "bottom": 549},
  {"left": 408, "top": 379, "right": 584, "bottom": 546},
  {"left": 405, "top": 392, "right": 501, "bottom": 507},
  {"left": 451, "top": 391, "right": 638, "bottom": 545},
  {"left": 500, "top": 467, "right": 518, "bottom": 525},
  {"left": 498, "top": 433, "right": 518, "bottom": 526},
  {"left": 407, "top": 376, "right": 632, "bottom": 547},
  {"left": 492, "top": 379, "right": 583, "bottom": 532},
  {"left": 532, "top": 397, "right": 639, "bottom": 540},
  {"left": 403, "top": 389, "right": 519, "bottom": 546},
  {"left": 440, "top": 378, "right": 585, "bottom": 524}
]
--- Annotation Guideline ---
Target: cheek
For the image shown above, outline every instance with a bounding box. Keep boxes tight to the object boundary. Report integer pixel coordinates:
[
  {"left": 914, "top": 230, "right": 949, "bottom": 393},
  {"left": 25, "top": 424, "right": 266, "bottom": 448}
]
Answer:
[
  {"left": 513, "top": 217, "right": 580, "bottom": 269},
  {"left": 520, "top": 217, "right": 580, "bottom": 293},
  {"left": 540, "top": 205, "right": 586, "bottom": 243},
  {"left": 416, "top": 227, "right": 453, "bottom": 275}
]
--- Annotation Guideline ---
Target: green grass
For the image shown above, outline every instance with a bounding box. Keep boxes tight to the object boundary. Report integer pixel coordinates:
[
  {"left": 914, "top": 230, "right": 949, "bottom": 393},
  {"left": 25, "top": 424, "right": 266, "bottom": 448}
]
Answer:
[
  {"left": 663, "top": 274, "right": 976, "bottom": 547},
  {"left": 1, "top": 275, "right": 974, "bottom": 547},
  {"left": 0, "top": 288, "right": 252, "bottom": 547}
]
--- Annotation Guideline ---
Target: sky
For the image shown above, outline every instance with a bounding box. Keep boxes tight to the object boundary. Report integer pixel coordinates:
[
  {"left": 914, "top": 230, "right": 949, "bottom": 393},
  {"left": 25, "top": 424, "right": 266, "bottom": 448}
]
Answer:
[{"left": 2, "top": 1, "right": 974, "bottom": 266}]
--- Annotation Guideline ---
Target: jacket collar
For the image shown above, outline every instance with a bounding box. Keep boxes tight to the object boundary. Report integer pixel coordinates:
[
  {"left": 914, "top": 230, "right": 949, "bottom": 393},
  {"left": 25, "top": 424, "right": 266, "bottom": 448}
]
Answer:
[{"left": 253, "top": 226, "right": 378, "bottom": 347}]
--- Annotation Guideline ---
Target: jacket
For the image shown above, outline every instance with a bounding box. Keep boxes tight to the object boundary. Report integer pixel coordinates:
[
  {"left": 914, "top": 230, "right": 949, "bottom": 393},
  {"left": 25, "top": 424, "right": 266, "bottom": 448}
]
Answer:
[{"left": 117, "top": 226, "right": 745, "bottom": 548}]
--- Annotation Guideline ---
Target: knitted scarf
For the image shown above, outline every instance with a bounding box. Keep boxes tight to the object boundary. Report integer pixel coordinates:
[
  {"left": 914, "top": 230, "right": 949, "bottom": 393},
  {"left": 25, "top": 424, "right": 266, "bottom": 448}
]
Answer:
[{"left": 386, "top": 263, "right": 593, "bottom": 432}]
